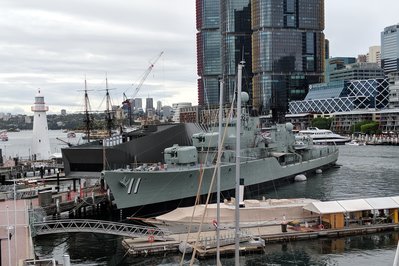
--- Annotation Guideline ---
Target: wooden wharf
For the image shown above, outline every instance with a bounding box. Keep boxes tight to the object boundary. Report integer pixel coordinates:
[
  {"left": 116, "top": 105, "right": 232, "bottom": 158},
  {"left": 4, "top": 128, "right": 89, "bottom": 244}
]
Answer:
[
  {"left": 1, "top": 157, "right": 64, "bottom": 181},
  {"left": 28, "top": 184, "right": 112, "bottom": 217},
  {"left": 0, "top": 184, "right": 110, "bottom": 265},
  {"left": 121, "top": 223, "right": 399, "bottom": 258}
]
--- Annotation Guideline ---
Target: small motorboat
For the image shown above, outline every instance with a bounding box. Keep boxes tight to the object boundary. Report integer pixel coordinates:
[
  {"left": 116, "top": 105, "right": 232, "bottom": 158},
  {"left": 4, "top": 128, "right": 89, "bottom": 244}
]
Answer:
[
  {"left": 0, "top": 131, "right": 8, "bottom": 141},
  {"left": 345, "top": 140, "right": 366, "bottom": 146}
]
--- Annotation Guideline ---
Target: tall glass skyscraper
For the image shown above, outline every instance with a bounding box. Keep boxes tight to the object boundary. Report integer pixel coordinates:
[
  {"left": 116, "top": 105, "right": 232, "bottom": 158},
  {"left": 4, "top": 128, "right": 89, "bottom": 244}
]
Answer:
[
  {"left": 196, "top": 0, "right": 222, "bottom": 107},
  {"left": 381, "top": 24, "right": 399, "bottom": 74},
  {"left": 220, "top": 0, "right": 252, "bottom": 106},
  {"left": 251, "top": 0, "right": 325, "bottom": 120},
  {"left": 196, "top": 0, "right": 252, "bottom": 107},
  {"left": 196, "top": 0, "right": 325, "bottom": 121}
]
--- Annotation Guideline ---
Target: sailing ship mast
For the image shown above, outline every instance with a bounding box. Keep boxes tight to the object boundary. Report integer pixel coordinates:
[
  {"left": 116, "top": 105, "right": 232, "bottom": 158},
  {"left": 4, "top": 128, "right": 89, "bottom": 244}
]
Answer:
[
  {"left": 83, "top": 79, "right": 93, "bottom": 143},
  {"left": 105, "top": 76, "right": 114, "bottom": 137}
]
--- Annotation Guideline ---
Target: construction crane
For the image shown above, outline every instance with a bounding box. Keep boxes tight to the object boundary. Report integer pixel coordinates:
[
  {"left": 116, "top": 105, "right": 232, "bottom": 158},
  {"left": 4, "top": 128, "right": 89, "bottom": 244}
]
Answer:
[{"left": 122, "top": 51, "right": 164, "bottom": 125}]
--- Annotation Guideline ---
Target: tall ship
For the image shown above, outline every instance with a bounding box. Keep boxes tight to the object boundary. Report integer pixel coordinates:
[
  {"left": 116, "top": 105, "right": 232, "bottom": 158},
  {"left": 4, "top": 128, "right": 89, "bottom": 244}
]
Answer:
[
  {"left": 102, "top": 112, "right": 339, "bottom": 217},
  {"left": 62, "top": 72, "right": 204, "bottom": 178}
]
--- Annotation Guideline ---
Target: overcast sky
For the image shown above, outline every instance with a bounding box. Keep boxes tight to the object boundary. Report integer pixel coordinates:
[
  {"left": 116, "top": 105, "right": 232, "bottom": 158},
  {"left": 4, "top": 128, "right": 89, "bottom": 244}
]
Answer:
[{"left": 0, "top": 0, "right": 398, "bottom": 115}]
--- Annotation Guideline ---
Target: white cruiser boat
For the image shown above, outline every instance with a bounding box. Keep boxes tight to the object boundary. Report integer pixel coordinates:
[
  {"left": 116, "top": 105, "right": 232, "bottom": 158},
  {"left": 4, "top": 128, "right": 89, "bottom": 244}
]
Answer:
[{"left": 298, "top": 127, "right": 350, "bottom": 145}]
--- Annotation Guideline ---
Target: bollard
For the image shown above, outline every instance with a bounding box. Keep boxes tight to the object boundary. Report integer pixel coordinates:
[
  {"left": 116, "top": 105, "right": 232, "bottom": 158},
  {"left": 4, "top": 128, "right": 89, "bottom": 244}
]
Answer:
[
  {"left": 56, "top": 198, "right": 60, "bottom": 214},
  {"left": 63, "top": 254, "right": 71, "bottom": 266}
]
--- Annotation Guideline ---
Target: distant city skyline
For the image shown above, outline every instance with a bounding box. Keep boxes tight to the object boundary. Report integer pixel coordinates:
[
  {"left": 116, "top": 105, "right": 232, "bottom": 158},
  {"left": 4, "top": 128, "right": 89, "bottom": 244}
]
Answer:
[{"left": 0, "top": 0, "right": 398, "bottom": 114}]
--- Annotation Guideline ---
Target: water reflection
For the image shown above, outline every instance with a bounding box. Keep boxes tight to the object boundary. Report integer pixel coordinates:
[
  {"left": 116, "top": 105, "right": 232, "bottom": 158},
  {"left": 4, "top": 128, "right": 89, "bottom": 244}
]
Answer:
[
  {"left": 33, "top": 144, "right": 399, "bottom": 265},
  {"left": 34, "top": 232, "right": 399, "bottom": 265}
]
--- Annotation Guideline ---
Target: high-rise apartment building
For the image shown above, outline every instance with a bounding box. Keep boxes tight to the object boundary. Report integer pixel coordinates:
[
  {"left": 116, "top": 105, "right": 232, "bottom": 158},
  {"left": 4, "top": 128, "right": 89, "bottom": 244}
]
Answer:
[
  {"left": 329, "top": 62, "right": 384, "bottom": 82},
  {"left": 367, "top": 46, "right": 381, "bottom": 66},
  {"left": 146, "top": 97, "right": 154, "bottom": 114},
  {"left": 156, "top": 100, "right": 162, "bottom": 115},
  {"left": 381, "top": 23, "right": 399, "bottom": 74},
  {"left": 133, "top": 98, "right": 142, "bottom": 110},
  {"left": 324, "top": 39, "right": 330, "bottom": 60},
  {"left": 196, "top": 0, "right": 222, "bottom": 107},
  {"left": 324, "top": 57, "right": 356, "bottom": 83},
  {"left": 196, "top": 0, "right": 252, "bottom": 107},
  {"left": 252, "top": 0, "right": 325, "bottom": 120},
  {"left": 196, "top": 0, "right": 325, "bottom": 121}
]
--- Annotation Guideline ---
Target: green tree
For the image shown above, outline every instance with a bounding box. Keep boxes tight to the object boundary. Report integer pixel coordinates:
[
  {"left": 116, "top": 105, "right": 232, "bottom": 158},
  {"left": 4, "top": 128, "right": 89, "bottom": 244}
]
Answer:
[
  {"left": 360, "top": 121, "right": 380, "bottom": 135},
  {"left": 311, "top": 117, "right": 332, "bottom": 129},
  {"left": 351, "top": 121, "right": 374, "bottom": 133}
]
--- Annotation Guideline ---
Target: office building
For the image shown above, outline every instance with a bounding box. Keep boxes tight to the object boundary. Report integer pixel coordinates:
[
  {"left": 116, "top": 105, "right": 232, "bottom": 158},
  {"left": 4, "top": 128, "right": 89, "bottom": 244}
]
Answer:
[
  {"left": 196, "top": 0, "right": 252, "bottom": 107},
  {"left": 133, "top": 98, "right": 142, "bottom": 110},
  {"left": 179, "top": 106, "right": 200, "bottom": 123},
  {"left": 289, "top": 78, "right": 390, "bottom": 114},
  {"left": 367, "top": 46, "right": 381, "bottom": 66},
  {"left": 252, "top": 0, "right": 325, "bottom": 121},
  {"left": 330, "top": 109, "right": 399, "bottom": 134},
  {"left": 171, "top": 102, "right": 192, "bottom": 123},
  {"left": 325, "top": 39, "right": 330, "bottom": 60},
  {"left": 146, "top": 98, "right": 154, "bottom": 114},
  {"left": 381, "top": 23, "right": 399, "bottom": 74},
  {"left": 162, "top": 106, "right": 173, "bottom": 120},
  {"left": 156, "top": 101, "right": 162, "bottom": 115},
  {"left": 196, "top": 0, "right": 222, "bottom": 107},
  {"left": 196, "top": 0, "right": 325, "bottom": 121},
  {"left": 390, "top": 80, "right": 399, "bottom": 108},
  {"left": 329, "top": 62, "right": 384, "bottom": 82},
  {"left": 324, "top": 57, "right": 356, "bottom": 83}
]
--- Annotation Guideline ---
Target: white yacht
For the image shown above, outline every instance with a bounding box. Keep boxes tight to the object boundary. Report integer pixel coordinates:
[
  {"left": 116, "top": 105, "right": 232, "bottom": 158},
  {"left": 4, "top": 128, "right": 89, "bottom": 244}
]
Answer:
[{"left": 298, "top": 127, "right": 350, "bottom": 145}]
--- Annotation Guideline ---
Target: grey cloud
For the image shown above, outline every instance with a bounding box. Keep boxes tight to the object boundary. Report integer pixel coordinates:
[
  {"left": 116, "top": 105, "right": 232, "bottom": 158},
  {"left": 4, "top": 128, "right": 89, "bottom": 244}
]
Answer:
[{"left": 1, "top": 0, "right": 399, "bottom": 115}]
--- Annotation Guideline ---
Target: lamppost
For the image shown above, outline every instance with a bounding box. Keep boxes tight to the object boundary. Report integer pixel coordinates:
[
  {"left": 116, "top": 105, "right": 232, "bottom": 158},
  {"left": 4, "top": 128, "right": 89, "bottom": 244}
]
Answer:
[
  {"left": 6, "top": 206, "right": 13, "bottom": 266},
  {"left": 3, "top": 144, "right": 6, "bottom": 161}
]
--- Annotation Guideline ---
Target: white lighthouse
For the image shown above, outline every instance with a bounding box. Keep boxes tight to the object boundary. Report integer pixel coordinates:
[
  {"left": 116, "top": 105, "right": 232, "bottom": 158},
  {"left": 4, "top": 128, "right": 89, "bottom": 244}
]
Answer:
[{"left": 31, "top": 89, "right": 51, "bottom": 160}]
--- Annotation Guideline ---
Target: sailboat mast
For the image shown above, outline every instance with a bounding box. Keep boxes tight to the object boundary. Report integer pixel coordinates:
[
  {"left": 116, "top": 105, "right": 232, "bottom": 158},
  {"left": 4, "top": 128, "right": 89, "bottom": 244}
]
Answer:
[
  {"left": 235, "top": 62, "right": 244, "bottom": 264},
  {"left": 216, "top": 78, "right": 224, "bottom": 265}
]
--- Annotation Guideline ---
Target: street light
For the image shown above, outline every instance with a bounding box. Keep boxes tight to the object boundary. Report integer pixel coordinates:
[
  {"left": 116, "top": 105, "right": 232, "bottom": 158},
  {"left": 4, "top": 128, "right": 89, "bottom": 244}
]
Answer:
[{"left": 6, "top": 206, "right": 12, "bottom": 266}]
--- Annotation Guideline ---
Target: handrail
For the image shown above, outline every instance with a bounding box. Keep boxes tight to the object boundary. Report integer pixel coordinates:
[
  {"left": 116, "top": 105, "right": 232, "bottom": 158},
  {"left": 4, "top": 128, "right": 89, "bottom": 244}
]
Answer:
[{"left": 32, "top": 219, "right": 171, "bottom": 240}]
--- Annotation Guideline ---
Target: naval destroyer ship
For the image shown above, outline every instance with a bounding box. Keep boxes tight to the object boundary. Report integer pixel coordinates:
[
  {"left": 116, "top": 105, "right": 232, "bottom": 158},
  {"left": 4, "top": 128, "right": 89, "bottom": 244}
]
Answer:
[{"left": 101, "top": 113, "right": 339, "bottom": 217}]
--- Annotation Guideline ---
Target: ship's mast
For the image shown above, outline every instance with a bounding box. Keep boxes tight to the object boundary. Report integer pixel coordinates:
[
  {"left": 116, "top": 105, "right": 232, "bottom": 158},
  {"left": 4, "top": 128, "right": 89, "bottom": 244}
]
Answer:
[
  {"left": 234, "top": 61, "right": 244, "bottom": 264},
  {"left": 83, "top": 79, "right": 93, "bottom": 143},
  {"left": 105, "top": 76, "right": 113, "bottom": 137}
]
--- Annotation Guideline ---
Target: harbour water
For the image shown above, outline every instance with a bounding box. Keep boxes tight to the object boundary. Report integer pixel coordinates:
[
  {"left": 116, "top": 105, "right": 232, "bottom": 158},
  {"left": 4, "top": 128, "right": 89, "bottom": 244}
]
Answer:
[
  {"left": 4, "top": 131, "right": 399, "bottom": 265},
  {"left": 1, "top": 130, "right": 84, "bottom": 160}
]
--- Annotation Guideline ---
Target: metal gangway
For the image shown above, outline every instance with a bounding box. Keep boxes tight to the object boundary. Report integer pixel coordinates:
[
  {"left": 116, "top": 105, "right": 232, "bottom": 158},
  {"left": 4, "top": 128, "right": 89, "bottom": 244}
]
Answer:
[{"left": 32, "top": 219, "right": 172, "bottom": 241}]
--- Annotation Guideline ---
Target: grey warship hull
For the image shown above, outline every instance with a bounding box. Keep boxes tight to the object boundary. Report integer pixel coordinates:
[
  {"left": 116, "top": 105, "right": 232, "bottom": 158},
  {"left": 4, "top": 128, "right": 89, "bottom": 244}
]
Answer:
[{"left": 103, "top": 145, "right": 338, "bottom": 216}]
